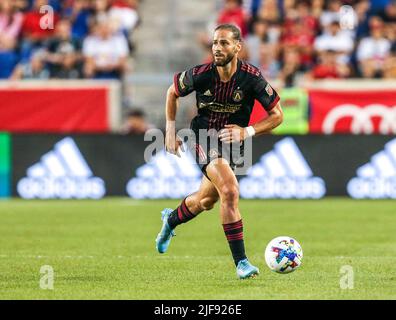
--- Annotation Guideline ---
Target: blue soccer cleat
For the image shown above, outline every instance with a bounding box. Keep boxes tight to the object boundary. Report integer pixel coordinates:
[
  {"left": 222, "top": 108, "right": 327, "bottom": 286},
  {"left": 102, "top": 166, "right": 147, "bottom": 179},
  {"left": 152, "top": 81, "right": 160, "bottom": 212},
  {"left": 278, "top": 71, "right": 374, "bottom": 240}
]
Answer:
[
  {"left": 155, "top": 208, "right": 176, "bottom": 254},
  {"left": 236, "top": 258, "right": 259, "bottom": 279}
]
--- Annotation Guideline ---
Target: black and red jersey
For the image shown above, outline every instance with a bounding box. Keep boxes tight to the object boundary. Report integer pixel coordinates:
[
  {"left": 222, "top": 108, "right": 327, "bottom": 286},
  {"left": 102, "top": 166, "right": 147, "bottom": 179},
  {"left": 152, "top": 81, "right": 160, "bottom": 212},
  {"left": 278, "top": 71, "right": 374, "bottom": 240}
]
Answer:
[{"left": 173, "top": 59, "right": 280, "bottom": 132}]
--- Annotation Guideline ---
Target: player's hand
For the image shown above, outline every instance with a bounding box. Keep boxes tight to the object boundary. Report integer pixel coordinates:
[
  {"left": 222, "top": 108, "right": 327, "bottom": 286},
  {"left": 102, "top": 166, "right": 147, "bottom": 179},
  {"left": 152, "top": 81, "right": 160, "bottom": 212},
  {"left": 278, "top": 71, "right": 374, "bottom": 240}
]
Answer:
[
  {"left": 165, "top": 132, "right": 184, "bottom": 157},
  {"left": 219, "top": 124, "right": 246, "bottom": 143}
]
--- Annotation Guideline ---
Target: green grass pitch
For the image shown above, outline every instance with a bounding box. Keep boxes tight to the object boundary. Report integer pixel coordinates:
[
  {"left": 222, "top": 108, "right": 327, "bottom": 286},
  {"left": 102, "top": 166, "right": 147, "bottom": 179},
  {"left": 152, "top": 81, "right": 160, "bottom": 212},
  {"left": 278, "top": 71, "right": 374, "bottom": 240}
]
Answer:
[{"left": 0, "top": 198, "right": 395, "bottom": 300}]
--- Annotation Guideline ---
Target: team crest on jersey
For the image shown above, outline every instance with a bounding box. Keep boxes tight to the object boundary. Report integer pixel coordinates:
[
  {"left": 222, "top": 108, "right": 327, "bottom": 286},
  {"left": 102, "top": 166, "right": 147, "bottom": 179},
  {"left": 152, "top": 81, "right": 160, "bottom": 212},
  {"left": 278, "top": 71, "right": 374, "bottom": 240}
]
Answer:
[
  {"left": 232, "top": 90, "right": 244, "bottom": 102},
  {"left": 265, "top": 83, "right": 273, "bottom": 96}
]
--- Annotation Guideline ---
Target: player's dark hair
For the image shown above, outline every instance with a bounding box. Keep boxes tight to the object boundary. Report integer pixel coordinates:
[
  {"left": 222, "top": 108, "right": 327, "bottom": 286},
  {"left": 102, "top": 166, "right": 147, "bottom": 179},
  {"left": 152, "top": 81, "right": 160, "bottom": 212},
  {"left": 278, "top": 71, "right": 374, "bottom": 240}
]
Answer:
[
  {"left": 127, "top": 109, "right": 145, "bottom": 118},
  {"left": 214, "top": 24, "right": 242, "bottom": 42}
]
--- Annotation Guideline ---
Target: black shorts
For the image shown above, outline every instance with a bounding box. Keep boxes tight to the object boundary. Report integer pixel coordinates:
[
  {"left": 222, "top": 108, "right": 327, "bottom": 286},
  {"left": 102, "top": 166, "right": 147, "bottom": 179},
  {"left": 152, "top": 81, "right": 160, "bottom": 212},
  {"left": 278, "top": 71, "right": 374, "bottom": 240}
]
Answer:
[{"left": 184, "top": 128, "right": 244, "bottom": 180}]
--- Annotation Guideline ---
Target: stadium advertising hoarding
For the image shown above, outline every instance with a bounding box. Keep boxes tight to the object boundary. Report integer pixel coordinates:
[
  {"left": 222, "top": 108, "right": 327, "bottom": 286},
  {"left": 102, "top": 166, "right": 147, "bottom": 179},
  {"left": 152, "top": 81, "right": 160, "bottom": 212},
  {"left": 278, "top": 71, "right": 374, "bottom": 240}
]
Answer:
[
  {"left": 309, "top": 89, "right": 396, "bottom": 134},
  {"left": 11, "top": 134, "right": 396, "bottom": 199},
  {"left": 0, "top": 81, "right": 122, "bottom": 133}
]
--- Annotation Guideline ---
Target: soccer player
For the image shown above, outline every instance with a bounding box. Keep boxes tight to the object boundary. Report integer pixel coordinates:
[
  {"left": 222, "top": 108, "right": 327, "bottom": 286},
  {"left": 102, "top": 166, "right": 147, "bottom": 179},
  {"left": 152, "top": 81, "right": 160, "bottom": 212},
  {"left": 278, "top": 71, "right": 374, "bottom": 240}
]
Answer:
[{"left": 156, "top": 24, "right": 283, "bottom": 279}]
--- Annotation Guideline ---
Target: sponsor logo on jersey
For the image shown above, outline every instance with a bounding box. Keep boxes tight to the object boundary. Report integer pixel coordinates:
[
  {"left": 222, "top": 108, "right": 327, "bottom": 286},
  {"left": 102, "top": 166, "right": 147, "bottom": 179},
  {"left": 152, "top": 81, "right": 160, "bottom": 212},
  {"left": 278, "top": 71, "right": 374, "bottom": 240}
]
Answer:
[
  {"left": 239, "top": 137, "right": 326, "bottom": 199},
  {"left": 17, "top": 137, "right": 106, "bottom": 199},
  {"left": 323, "top": 104, "right": 396, "bottom": 134},
  {"left": 198, "top": 102, "right": 242, "bottom": 113},
  {"left": 347, "top": 138, "right": 396, "bottom": 199},
  {"left": 126, "top": 145, "right": 202, "bottom": 199}
]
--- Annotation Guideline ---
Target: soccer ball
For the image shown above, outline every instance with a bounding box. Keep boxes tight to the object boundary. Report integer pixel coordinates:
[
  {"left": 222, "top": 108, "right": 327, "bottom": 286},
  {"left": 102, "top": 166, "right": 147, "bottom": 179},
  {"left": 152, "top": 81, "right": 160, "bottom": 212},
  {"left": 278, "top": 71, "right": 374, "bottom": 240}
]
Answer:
[{"left": 264, "top": 236, "right": 303, "bottom": 274}]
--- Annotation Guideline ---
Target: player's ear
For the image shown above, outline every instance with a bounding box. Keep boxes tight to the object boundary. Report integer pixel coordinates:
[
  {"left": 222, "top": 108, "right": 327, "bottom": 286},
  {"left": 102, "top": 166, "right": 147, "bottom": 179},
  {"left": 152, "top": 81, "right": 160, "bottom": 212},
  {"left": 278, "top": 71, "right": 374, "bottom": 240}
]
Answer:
[{"left": 235, "top": 41, "right": 242, "bottom": 53}]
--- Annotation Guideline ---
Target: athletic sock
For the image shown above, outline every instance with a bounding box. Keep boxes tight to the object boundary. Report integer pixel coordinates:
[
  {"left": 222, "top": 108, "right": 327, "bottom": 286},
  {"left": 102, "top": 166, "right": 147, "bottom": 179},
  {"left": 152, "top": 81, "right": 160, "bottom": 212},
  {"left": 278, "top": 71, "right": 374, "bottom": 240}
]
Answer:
[
  {"left": 167, "top": 197, "right": 197, "bottom": 229},
  {"left": 222, "top": 219, "right": 247, "bottom": 266}
]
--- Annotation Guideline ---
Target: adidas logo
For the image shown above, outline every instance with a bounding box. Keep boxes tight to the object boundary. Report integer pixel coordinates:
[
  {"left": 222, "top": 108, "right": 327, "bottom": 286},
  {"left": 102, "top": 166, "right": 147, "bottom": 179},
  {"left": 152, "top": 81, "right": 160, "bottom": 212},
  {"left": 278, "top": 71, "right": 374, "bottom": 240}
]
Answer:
[
  {"left": 347, "top": 138, "right": 396, "bottom": 199},
  {"left": 126, "top": 144, "right": 202, "bottom": 199},
  {"left": 17, "top": 137, "right": 106, "bottom": 199},
  {"left": 239, "top": 137, "right": 326, "bottom": 199},
  {"left": 204, "top": 90, "right": 212, "bottom": 96}
]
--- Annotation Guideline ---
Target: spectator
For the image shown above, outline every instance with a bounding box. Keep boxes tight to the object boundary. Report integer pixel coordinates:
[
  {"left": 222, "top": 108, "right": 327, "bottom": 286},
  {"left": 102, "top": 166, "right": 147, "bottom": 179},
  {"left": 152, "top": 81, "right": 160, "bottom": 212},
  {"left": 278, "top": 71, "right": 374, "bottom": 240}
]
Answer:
[
  {"left": 354, "top": 0, "right": 371, "bottom": 39},
  {"left": 0, "top": 0, "right": 24, "bottom": 78},
  {"left": 311, "top": 0, "right": 325, "bottom": 19},
  {"left": 10, "top": 49, "right": 49, "bottom": 80},
  {"left": 379, "top": 0, "right": 396, "bottom": 23},
  {"left": 63, "top": 0, "right": 92, "bottom": 40},
  {"left": 21, "top": 0, "right": 60, "bottom": 60},
  {"left": 82, "top": 19, "right": 129, "bottom": 79},
  {"left": 278, "top": 47, "right": 302, "bottom": 87},
  {"left": 282, "top": 18, "right": 316, "bottom": 69},
  {"left": 109, "top": 0, "right": 140, "bottom": 52},
  {"left": 122, "top": 109, "right": 154, "bottom": 134},
  {"left": 314, "top": 20, "right": 354, "bottom": 65},
  {"left": 45, "top": 19, "right": 83, "bottom": 79},
  {"left": 0, "top": 0, "right": 24, "bottom": 51},
  {"left": 109, "top": 0, "right": 139, "bottom": 35},
  {"left": 320, "top": 0, "right": 342, "bottom": 28},
  {"left": 384, "top": 42, "right": 396, "bottom": 78},
  {"left": 258, "top": 41, "right": 280, "bottom": 80},
  {"left": 245, "top": 18, "right": 269, "bottom": 67},
  {"left": 14, "top": 1, "right": 29, "bottom": 11},
  {"left": 92, "top": 0, "right": 111, "bottom": 27},
  {"left": 258, "top": 0, "right": 280, "bottom": 24},
  {"left": 217, "top": 0, "right": 249, "bottom": 38},
  {"left": 309, "top": 49, "right": 350, "bottom": 79},
  {"left": 357, "top": 17, "right": 392, "bottom": 77}
]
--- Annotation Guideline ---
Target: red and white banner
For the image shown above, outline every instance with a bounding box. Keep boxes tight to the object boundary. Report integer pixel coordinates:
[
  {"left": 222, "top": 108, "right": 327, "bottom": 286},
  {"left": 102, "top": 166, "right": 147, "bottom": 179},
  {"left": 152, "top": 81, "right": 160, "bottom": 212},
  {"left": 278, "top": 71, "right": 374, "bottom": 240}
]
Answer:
[
  {"left": 0, "top": 81, "right": 121, "bottom": 133},
  {"left": 309, "top": 90, "right": 396, "bottom": 134}
]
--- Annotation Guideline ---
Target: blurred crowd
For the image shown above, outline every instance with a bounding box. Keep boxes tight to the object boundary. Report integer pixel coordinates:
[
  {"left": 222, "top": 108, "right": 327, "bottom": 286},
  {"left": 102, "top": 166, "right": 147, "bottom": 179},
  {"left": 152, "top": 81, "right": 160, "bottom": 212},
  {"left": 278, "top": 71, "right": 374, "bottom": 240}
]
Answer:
[
  {"left": 0, "top": 0, "right": 140, "bottom": 80},
  {"left": 201, "top": 0, "right": 396, "bottom": 85}
]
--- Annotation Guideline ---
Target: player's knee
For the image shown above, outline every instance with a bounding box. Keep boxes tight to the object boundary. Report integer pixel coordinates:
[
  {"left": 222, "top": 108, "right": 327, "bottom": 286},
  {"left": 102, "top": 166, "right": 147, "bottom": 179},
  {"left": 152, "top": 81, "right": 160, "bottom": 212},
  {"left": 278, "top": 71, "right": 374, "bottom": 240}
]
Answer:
[
  {"left": 200, "top": 196, "right": 219, "bottom": 211},
  {"left": 220, "top": 185, "right": 239, "bottom": 206}
]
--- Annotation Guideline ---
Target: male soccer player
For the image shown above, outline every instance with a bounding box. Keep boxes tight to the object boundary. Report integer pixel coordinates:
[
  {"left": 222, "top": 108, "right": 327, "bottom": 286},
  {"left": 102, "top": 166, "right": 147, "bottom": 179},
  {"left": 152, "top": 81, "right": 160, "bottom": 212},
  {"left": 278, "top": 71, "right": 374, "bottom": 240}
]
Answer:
[{"left": 156, "top": 24, "right": 283, "bottom": 279}]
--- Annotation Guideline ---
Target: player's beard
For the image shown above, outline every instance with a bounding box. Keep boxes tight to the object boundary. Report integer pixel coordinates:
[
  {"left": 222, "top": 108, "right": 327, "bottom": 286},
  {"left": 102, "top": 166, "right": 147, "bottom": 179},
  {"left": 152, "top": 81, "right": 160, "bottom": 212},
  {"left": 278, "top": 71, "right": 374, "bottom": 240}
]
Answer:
[{"left": 214, "top": 52, "right": 235, "bottom": 67}]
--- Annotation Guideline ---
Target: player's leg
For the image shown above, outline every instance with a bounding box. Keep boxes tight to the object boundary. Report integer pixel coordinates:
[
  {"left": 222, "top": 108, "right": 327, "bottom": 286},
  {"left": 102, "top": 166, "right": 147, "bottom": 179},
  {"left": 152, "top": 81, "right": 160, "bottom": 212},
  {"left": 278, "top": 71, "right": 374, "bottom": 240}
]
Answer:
[
  {"left": 156, "top": 175, "right": 219, "bottom": 253},
  {"left": 205, "top": 158, "right": 259, "bottom": 279},
  {"left": 167, "top": 175, "right": 219, "bottom": 229}
]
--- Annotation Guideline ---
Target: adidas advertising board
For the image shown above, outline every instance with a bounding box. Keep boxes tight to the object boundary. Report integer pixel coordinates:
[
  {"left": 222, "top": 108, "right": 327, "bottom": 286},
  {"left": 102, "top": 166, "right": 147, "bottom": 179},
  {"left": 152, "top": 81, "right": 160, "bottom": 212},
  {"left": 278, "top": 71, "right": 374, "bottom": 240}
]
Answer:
[
  {"left": 11, "top": 134, "right": 396, "bottom": 199},
  {"left": 347, "top": 138, "right": 396, "bottom": 199},
  {"left": 126, "top": 146, "right": 202, "bottom": 199},
  {"left": 239, "top": 138, "right": 326, "bottom": 199},
  {"left": 16, "top": 137, "right": 106, "bottom": 199}
]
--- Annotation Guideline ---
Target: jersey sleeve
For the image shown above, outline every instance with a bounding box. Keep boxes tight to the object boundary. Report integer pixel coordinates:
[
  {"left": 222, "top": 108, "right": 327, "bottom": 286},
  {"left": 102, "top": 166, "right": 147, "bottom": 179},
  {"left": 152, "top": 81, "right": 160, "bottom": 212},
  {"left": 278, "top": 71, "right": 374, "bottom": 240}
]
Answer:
[
  {"left": 173, "top": 68, "right": 195, "bottom": 97},
  {"left": 252, "top": 74, "right": 280, "bottom": 111}
]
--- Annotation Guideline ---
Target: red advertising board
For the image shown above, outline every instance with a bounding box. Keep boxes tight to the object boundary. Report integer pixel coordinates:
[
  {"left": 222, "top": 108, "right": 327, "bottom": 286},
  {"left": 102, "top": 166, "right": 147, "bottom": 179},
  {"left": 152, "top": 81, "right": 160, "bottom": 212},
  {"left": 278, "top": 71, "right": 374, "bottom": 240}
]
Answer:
[
  {"left": 0, "top": 87, "right": 109, "bottom": 133},
  {"left": 309, "top": 90, "right": 396, "bottom": 134}
]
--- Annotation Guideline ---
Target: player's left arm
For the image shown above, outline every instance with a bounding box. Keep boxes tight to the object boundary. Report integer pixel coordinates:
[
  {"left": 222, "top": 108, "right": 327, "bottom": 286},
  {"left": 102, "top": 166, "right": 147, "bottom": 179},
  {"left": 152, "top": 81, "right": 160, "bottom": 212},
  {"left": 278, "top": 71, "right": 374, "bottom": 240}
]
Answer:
[
  {"left": 219, "top": 102, "right": 283, "bottom": 143},
  {"left": 219, "top": 74, "right": 283, "bottom": 143},
  {"left": 247, "top": 101, "right": 283, "bottom": 136}
]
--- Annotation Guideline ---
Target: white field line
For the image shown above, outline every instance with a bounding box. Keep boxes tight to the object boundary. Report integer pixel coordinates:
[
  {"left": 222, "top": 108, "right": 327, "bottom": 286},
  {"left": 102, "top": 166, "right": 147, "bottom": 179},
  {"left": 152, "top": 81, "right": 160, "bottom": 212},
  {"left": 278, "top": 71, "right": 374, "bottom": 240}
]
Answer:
[{"left": 0, "top": 254, "right": 395, "bottom": 260}]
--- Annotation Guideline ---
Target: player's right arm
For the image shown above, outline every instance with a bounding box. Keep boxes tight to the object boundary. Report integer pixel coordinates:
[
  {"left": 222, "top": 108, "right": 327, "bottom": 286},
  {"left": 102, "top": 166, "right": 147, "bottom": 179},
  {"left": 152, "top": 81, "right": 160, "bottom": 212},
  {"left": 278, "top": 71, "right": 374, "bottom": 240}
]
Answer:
[
  {"left": 165, "top": 68, "right": 196, "bottom": 156},
  {"left": 165, "top": 84, "right": 183, "bottom": 157}
]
